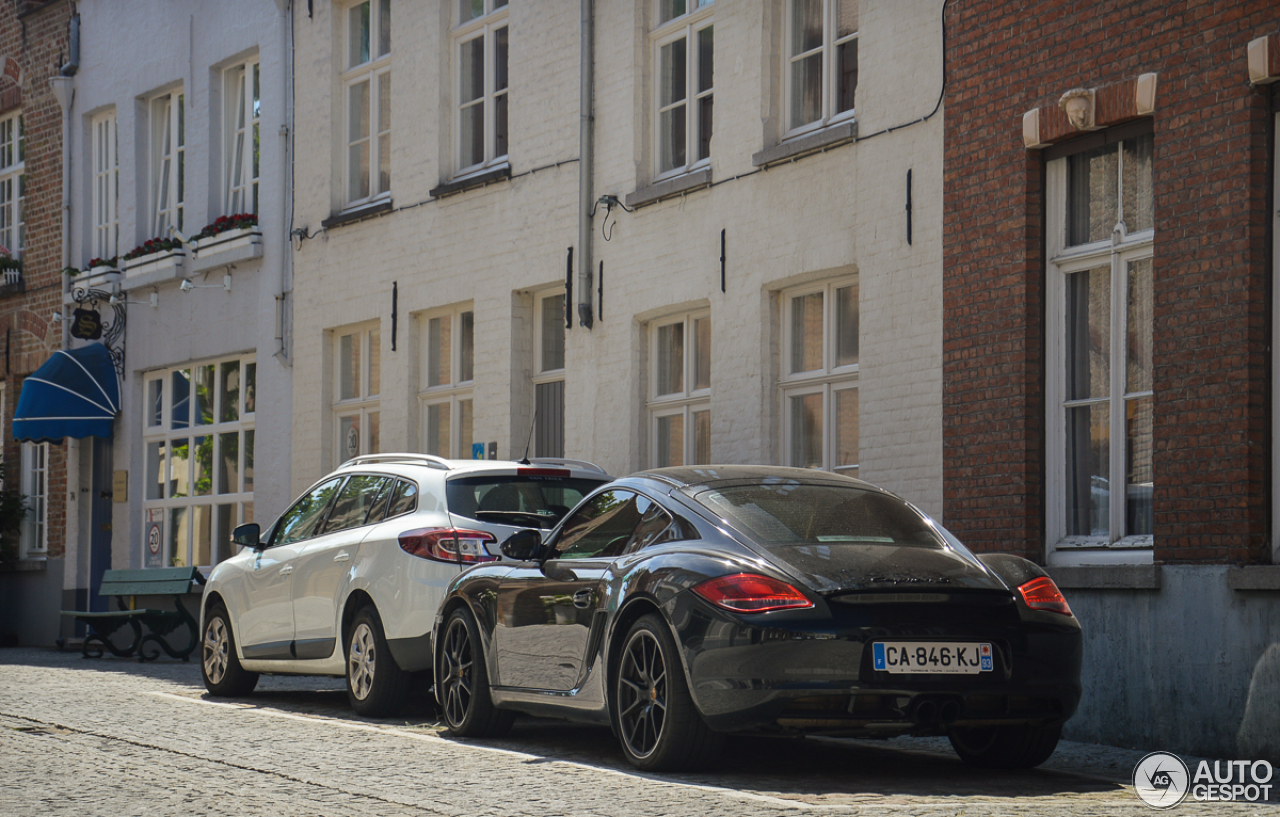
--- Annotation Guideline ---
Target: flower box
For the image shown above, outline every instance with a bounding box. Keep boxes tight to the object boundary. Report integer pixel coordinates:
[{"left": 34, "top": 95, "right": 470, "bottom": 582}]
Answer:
[
  {"left": 191, "top": 226, "right": 262, "bottom": 273},
  {"left": 75, "top": 266, "right": 122, "bottom": 290},
  {"left": 124, "top": 248, "right": 186, "bottom": 283}
]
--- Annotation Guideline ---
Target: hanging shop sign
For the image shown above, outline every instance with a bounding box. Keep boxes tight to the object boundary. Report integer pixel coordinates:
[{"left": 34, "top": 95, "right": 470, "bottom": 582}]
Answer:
[{"left": 70, "top": 308, "right": 104, "bottom": 340}]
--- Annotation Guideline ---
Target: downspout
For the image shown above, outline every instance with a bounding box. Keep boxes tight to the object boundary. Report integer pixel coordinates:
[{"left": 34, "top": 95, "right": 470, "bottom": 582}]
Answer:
[
  {"left": 276, "top": 0, "right": 293, "bottom": 364},
  {"left": 52, "top": 14, "right": 79, "bottom": 350},
  {"left": 576, "top": 0, "right": 594, "bottom": 329}
]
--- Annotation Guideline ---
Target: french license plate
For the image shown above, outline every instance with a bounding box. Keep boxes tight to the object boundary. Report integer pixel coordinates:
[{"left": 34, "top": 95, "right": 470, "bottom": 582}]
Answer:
[{"left": 872, "top": 642, "right": 993, "bottom": 674}]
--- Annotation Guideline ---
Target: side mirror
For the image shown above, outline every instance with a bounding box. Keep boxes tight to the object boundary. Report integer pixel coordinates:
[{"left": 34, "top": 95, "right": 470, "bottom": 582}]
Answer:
[
  {"left": 232, "top": 523, "right": 262, "bottom": 550},
  {"left": 500, "top": 529, "right": 544, "bottom": 562}
]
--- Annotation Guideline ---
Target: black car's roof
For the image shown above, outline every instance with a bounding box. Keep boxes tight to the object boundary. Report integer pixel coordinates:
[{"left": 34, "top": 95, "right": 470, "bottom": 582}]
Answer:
[{"left": 634, "top": 464, "right": 874, "bottom": 490}]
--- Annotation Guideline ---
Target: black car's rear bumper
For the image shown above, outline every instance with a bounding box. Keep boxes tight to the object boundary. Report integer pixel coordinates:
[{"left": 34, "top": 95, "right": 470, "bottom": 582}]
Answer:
[{"left": 666, "top": 593, "right": 1082, "bottom": 736}]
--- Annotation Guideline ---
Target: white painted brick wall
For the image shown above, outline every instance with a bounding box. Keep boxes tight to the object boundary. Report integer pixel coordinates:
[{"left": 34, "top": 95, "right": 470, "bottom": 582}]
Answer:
[{"left": 290, "top": 0, "right": 946, "bottom": 517}]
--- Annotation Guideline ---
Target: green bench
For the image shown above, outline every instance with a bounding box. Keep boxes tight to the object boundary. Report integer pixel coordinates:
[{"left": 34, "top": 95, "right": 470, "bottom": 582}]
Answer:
[{"left": 60, "top": 567, "right": 206, "bottom": 662}]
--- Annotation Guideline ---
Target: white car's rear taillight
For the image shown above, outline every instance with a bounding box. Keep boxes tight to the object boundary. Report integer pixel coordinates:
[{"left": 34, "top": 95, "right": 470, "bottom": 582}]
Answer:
[{"left": 398, "top": 528, "right": 499, "bottom": 564}]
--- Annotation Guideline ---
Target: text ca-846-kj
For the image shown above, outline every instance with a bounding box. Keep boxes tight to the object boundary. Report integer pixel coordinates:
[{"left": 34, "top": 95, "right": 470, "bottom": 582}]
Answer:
[{"left": 433, "top": 465, "right": 1082, "bottom": 772}]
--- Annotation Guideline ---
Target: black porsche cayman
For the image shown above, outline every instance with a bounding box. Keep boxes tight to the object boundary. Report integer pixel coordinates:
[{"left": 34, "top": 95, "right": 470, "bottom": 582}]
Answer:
[{"left": 432, "top": 466, "right": 1081, "bottom": 772}]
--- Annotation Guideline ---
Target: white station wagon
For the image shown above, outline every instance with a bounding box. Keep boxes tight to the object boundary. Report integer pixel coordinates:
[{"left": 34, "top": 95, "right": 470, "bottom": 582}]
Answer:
[{"left": 198, "top": 454, "right": 609, "bottom": 715}]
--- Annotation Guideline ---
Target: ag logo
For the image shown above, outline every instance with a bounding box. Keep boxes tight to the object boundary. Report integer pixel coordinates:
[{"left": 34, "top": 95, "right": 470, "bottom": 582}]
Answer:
[{"left": 1134, "top": 751, "right": 1190, "bottom": 808}]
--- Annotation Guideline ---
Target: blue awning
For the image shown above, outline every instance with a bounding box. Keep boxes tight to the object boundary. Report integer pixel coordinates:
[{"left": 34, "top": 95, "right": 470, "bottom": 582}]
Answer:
[{"left": 14, "top": 344, "right": 120, "bottom": 442}]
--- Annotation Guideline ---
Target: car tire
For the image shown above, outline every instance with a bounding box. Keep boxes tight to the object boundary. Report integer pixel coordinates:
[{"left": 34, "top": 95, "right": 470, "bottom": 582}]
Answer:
[
  {"left": 346, "top": 606, "right": 410, "bottom": 717},
  {"left": 949, "top": 723, "right": 1062, "bottom": 769},
  {"left": 611, "top": 613, "right": 724, "bottom": 772},
  {"left": 437, "top": 606, "right": 514, "bottom": 737},
  {"left": 200, "top": 604, "right": 259, "bottom": 697}
]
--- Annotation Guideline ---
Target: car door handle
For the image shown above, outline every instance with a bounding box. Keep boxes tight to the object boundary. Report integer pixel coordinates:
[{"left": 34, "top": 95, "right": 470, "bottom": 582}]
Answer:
[
  {"left": 573, "top": 589, "right": 593, "bottom": 608},
  {"left": 279, "top": 565, "right": 294, "bottom": 575},
  {"left": 333, "top": 552, "right": 351, "bottom": 563}
]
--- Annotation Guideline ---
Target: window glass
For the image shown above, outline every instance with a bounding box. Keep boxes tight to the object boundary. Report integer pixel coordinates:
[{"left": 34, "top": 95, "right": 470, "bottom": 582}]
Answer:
[
  {"left": 386, "top": 479, "right": 419, "bottom": 518},
  {"left": 698, "top": 483, "right": 945, "bottom": 549},
  {"left": 324, "top": 475, "right": 394, "bottom": 533},
  {"left": 790, "top": 292, "right": 823, "bottom": 373},
  {"left": 274, "top": 478, "right": 342, "bottom": 546},
  {"left": 656, "top": 322, "right": 684, "bottom": 396},
  {"left": 540, "top": 293, "right": 566, "bottom": 372},
  {"left": 626, "top": 496, "right": 675, "bottom": 552},
  {"left": 447, "top": 474, "right": 607, "bottom": 528},
  {"left": 1066, "top": 144, "right": 1118, "bottom": 246},
  {"left": 364, "top": 477, "right": 396, "bottom": 524},
  {"left": 555, "top": 490, "right": 642, "bottom": 559}
]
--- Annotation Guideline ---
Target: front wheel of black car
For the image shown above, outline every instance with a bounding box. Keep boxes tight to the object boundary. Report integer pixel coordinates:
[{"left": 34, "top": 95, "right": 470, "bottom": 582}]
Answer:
[
  {"left": 949, "top": 723, "right": 1062, "bottom": 769},
  {"left": 611, "top": 614, "right": 723, "bottom": 771},
  {"left": 438, "top": 607, "right": 514, "bottom": 737}
]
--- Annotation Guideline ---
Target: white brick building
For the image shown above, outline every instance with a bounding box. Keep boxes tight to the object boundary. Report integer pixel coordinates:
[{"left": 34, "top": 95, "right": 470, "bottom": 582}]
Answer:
[
  {"left": 290, "top": 0, "right": 944, "bottom": 514},
  {"left": 57, "top": 0, "right": 293, "bottom": 613}
]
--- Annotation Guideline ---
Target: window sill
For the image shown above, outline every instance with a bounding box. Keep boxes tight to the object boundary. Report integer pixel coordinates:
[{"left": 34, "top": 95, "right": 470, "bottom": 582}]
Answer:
[
  {"left": 321, "top": 200, "right": 394, "bottom": 231},
  {"left": 625, "top": 169, "right": 712, "bottom": 209},
  {"left": 1046, "top": 564, "right": 1161, "bottom": 590},
  {"left": 430, "top": 165, "right": 512, "bottom": 199},
  {"left": 1227, "top": 566, "right": 1280, "bottom": 592},
  {"left": 122, "top": 249, "right": 187, "bottom": 290},
  {"left": 191, "top": 227, "right": 263, "bottom": 274},
  {"left": 751, "top": 122, "right": 858, "bottom": 169}
]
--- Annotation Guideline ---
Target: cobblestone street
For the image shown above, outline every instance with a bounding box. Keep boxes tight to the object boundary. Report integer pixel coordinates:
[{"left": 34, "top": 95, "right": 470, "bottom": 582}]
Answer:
[{"left": 0, "top": 647, "right": 1276, "bottom": 816}]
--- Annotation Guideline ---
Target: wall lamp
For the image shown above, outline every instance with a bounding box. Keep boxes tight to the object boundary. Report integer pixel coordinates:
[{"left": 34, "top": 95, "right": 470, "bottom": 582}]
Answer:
[
  {"left": 109, "top": 291, "right": 158, "bottom": 308},
  {"left": 180, "top": 273, "right": 232, "bottom": 293},
  {"left": 51, "top": 311, "right": 63, "bottom": 323}
]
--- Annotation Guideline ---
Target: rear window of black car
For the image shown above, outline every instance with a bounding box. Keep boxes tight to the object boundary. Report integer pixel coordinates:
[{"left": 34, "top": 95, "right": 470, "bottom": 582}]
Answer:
[
  {"left": 695, "top": 482, "right": 946, "bottom": 549},
  {"left": 446, "top": 475, "right": 606, "bottom": 529}
]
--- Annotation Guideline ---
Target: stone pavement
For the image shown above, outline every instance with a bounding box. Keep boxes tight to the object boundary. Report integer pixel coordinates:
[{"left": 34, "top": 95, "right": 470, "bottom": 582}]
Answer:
[{"left": 1, "top": 647, "right": 1276, "bottom": 816}]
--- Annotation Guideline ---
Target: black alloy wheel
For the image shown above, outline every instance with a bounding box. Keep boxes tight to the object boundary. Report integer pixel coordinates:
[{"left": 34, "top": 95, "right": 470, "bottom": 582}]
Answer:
[
  {"left": 200, "top": 604, "right": 259, "bottom": 697},
  {"left": 949, "top": 723, "right": 1063, "bottom": 769},
  {"left": 438, "top": 607, "right": 513, "bottom": 737},
  {"left": 612, "top": 614, "right": 723, "bottom": 771}
]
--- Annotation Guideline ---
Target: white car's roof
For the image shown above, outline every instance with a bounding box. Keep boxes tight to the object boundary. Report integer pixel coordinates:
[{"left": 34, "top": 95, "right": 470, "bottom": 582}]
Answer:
[{"left": 328, "top": 453, "right": 609, "bottom": 483}]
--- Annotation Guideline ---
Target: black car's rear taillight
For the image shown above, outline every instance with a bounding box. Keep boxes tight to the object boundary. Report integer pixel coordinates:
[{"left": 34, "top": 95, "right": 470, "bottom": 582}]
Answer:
[
  {"left": 399, "top": 528, "right": 499, "bottom": 564},
  {"left": 1017, "top": 576, "right": 1073, "bottom": 616},
  {"left": 692, "top": 573, "right": 814, "bottom": 613}
]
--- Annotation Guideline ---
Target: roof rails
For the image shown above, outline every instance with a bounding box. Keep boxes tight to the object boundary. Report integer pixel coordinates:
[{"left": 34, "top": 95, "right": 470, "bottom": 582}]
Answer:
[
  {"left": 528, "top": 457, "right": 609, "bottom": 476},
  {"left": 342, "top": 453, "right": 452, "bottom": 471}
]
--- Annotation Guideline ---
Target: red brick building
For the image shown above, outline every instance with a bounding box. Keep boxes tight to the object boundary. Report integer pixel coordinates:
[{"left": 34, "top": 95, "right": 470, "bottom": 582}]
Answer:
[
  {"left": 0, "top": 0, "right": 72, "bottom": 645},
  {"left": 943, "top": 1, "right": 1280, "bottom": 758}
]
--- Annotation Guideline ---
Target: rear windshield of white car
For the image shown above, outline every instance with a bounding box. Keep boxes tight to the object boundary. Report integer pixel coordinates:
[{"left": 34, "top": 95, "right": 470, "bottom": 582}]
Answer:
[
  {"left": 447, "top": 475, "right": 607, "bottom": 529},
  {"left": 694, "top": 482, "right": 946, "bottom": 549}
]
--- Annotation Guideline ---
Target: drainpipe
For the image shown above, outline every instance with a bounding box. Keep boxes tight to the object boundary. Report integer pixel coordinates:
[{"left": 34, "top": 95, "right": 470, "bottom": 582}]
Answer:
[
  {"left": 276, "top": 0, "right": 293, "bottom": 364},
  {"left": 576, "top": 0, "right": 594, "bottom": 329}
]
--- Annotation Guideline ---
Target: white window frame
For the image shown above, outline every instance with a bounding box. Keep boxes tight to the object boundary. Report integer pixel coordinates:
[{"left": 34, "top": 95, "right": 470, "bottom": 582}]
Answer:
[
  {"left": 223, "top": 58, "right": 261, "bottom": 216},
  {"left": 19, "top": 441, "right": 46, "bottom": 559},
  {"left": 420, "top": 305, "right": 475, "bottom": 459},
  {"left": 647, "top": 310, "right": 711, "bottom": 468},
  {"left": 452, "top": 0, "right": 509, "bottom": 178},
  {"left": 333, "top": 324, "right": 381, "bottom": 465},
  {"left": 779, "top": 277, "right": 859, "bottom": 474},
  {"left": 0, "top": 108, "right": 24, "bottom": 258},
  {"left": 1044, "top": 138, "right": 1155, "bottom": 562},
  {"left": 342, "top": 0, "right": 392, "bottom": 209},
  {"left": 91, "top": 110, "right": 118, "bottom": 261},
  {"left": 149, "top": 89, "right": 185, "bottom": 237},
  {"left": 651, "top": 1, "right": 714, "bottom": 181},
  {"left": 532, "top": 289, "right": 566, "bottom": 458},
  {"left": 783, "top": 0, "right": 858, "bottom": 140},
  {"left": 142, "top": 357, "right": 256, "bottom": 569}
]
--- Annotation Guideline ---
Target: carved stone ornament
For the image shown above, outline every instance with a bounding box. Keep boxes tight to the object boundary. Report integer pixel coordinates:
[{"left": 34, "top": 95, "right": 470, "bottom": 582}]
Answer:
[{"left": 1058, "top": 88, "right": 1095, "bottom": 130}]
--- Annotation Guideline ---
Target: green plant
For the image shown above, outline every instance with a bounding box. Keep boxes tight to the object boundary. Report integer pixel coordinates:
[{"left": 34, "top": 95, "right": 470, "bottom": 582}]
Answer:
[
  {"left": 0, "top": 488, "right": 28, "bottom": 565},
  {"left": 0, "top": 256, "right": 21, "bottom": 272}
]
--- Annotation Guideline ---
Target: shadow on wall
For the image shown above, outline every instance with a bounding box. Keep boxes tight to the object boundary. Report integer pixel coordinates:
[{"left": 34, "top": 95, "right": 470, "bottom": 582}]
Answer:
[{"left": 1237, "top": 643, "right": 1280, "bottom": 764}]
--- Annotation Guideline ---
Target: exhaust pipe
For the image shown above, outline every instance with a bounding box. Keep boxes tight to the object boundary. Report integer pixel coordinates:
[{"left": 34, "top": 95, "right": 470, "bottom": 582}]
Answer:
[
  {"left": 939, "top": 699, "right": 961, "bottom": 724},
  {"left": 913, "top": 699, "right": 939, "bottom": 725}
]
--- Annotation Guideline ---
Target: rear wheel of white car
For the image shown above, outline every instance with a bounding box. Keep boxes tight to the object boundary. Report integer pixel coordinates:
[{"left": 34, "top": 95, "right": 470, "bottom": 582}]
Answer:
[
  {"left": 949, "top": 723, "right": 1062, "bottom": 769},
  {"left": 346, "top": 606, "right": 410, "bottom": 717},
  {"left": 438, "top": 607, "right": 514, "bottom": 737},
  {"left": 200, "top": 604, "right": 259, "bottom": 697}
]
